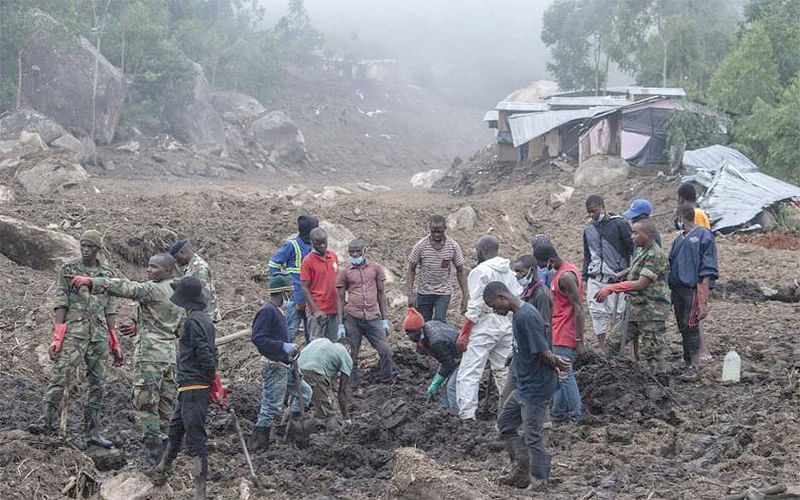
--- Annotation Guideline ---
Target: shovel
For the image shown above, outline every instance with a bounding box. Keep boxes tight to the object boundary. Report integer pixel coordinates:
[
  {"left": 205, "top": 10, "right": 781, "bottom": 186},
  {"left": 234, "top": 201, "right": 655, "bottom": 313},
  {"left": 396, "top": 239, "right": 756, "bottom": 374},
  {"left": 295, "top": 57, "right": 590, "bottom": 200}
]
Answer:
[
  {"left": 228, "top": 406, "right": 260, "bottom": 489},
  {"left": 284, "top": 360, "right": 314, "bottom": 449}
]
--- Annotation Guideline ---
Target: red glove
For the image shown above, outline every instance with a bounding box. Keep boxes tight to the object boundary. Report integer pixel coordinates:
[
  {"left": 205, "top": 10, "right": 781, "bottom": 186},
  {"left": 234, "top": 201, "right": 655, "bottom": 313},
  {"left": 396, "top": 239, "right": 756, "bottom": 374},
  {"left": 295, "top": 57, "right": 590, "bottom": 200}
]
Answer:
[
  {"left": 67, "top": 275, "right": 93, "bottom": 289},
  {"left": 49, "top": 323, "right": 68, "bottom": 359},
  {"left": 696, "top": 282, "right": 710, "bottom": 320},
  {"left": 595, "top": 281, "right": 634, "bottom": 302},
  {"left": 456, "top": 319, "right": 474, "bottom": 352},
  {"left": 108, "top": 329, "right": 124, "bottom": 366},
  {"left": 119, "top": 319, "right": 137, "bottom": 337},
  {"left": 210, "top": 374, "right": 228, "bottom": 409}
]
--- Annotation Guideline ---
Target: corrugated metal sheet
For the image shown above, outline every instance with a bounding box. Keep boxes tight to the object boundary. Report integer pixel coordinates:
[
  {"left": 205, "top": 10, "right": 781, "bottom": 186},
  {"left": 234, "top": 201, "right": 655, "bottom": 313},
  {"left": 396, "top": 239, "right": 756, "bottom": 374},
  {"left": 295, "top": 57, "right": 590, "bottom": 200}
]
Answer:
[
  {"left": 483, "top": 110, "right": 499, "bottom": 122},
  {"left": 682, "top": 145, "right": 800, "bottom": 232},
  {"left": 626, "top": 86, "right": 686, "bottom": 97},
  {"left": 546, "top": 96, "right": 629, "bottom": 108},
  {"left": 508, "top": 107, "right": 612, "bottom": 147},
  {"left": 495, "top": 101, "right": 550, "bottom": 112}
]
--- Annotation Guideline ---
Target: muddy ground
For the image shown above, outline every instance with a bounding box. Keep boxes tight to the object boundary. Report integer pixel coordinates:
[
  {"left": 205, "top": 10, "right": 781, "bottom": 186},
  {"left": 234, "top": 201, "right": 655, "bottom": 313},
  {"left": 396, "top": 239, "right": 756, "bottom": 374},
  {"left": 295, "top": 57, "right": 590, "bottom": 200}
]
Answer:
[{"left": 1, "top": 166, "right": 799, "bottom": 499}]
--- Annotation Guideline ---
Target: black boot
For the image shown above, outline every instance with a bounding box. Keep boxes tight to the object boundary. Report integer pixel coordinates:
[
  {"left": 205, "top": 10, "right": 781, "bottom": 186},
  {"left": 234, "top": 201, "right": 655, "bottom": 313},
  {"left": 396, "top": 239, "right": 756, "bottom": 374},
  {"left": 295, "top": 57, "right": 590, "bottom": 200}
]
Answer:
[
  {"left": 144, "top": 437, "right": 164, "bottom": 465},
  {"left": 27, "top": 405, "right": 58, "bottom": 435},
  {"left": 498, "top": 437, "right": 530, "bottom": 488},
  {"left": 247, "top": 426, "right": 271, "bottom": 453},
  {"left": 85, "top": 408, "right": 113, "bottom": 448},
  {"left": 194, "top": 455, "right": 208, "bottom": 500},
  {"left": 524, "top": 451, "right": 552, "bottom": 493},
  {"left": 151, "top": 438, "right": 180, "bottom": 486}
]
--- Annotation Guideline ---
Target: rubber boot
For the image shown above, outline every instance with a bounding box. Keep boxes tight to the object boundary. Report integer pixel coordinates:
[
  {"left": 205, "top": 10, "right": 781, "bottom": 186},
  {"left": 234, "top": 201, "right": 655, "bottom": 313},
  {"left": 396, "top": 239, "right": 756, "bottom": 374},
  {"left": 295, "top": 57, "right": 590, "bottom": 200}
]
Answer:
[
  {"left": 85, "top": 408, "right": 113, "bottom": 448},
  {"left": 194, "top": 455, "right": 208, "bottom": 500},
  {"left": 524, "top": 451, "right": 552, "bottom": 494},
  {"left": 27, "top": 405, "right": 58, "bottom": 435},
  {"left": 144, "top": 437, "right": 164, "bottom": 465},
  {"left": 498, "top": 437, "right": 530, "bottom": 488},
  {"left": 247, "top": 426, "right": 271, "bottom": 453},
  {"left": 151, "top": 438, "right": 180, "bottom": 486}
]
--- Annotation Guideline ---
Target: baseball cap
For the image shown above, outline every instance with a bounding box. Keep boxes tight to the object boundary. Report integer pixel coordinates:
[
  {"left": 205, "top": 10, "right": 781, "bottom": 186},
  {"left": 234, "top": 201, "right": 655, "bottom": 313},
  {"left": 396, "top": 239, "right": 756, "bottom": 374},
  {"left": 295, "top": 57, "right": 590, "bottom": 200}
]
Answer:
[{"left": 622, "top": 199, "right": 653, "bottom": 219}]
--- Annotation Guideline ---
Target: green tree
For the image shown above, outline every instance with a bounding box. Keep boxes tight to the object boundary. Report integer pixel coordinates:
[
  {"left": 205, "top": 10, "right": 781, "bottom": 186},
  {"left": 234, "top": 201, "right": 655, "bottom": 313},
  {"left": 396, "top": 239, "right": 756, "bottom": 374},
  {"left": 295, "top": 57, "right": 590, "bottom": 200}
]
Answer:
[
  {"left": 744, "top": 0, "right": 800, "bottom": 85},
  {"left": 274, "top": 0, "right": 323, "bottom": 67},
  {"left": 707, "top": 21, "right": 780, "bottom": 116},
  {"left": 541, "top": 0, "right": 600, "bottom": 90}
]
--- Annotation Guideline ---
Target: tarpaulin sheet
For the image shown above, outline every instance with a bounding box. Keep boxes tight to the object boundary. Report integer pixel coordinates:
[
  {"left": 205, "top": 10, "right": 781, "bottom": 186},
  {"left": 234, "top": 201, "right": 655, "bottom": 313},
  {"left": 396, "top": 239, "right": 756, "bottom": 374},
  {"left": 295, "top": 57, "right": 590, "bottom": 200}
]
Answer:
[{"left": 682, "top": 145, "right": 800, "bottom": 232}]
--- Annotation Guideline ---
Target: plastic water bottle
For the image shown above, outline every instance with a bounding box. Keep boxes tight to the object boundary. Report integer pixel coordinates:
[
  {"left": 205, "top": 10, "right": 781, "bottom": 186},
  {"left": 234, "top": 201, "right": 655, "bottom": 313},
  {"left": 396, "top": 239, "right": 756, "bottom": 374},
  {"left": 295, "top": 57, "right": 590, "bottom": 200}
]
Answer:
[{"left": 721, "top": 350, "right": 741, "bottom": 383}]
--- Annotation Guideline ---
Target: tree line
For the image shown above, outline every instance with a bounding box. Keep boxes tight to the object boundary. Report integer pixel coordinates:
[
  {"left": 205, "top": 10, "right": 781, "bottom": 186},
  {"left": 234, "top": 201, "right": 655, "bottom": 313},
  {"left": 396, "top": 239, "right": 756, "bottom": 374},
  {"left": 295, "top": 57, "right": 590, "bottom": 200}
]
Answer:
[{"left": 543, "top": 0, "right": 800, "bottom": 182}]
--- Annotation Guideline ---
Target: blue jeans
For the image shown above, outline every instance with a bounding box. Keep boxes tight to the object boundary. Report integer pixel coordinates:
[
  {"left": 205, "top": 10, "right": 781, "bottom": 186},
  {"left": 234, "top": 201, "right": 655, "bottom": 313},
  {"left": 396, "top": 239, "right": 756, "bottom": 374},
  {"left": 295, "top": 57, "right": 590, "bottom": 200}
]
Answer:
[
  {"left": 439, "top": 366, "right": 459, "bottom": 413},
  {"left": 551, "top": 346, "right": 581, "bottom": 422},
  {"left": 256, "top": 361, "right": 312, "bottom": 429},
  {"left": 416, "top": 293, "right": 451, "bottom": 322},
  {"left": 343, "top": 314, "right": 394, "bottom": 386},
  {"left": 285, "top": 300, "right": 309, "bottom": 343}
]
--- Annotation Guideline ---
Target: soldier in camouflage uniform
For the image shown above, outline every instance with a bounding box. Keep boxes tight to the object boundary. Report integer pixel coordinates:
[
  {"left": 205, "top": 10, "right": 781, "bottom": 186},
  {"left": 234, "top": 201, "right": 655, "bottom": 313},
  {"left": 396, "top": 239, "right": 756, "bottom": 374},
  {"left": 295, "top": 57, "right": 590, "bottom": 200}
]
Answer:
[
  {"left": 170, "top": 239, "right": 220, "bottom": 323},
  {"left": 69, "top": 252, "right": 183, "bottom": 463},
  {"left": 28, "top": 230, "right": 123, "bottom": 448},
  {"left": 595, "top": 219, "right": 671, "bottom": 385}
]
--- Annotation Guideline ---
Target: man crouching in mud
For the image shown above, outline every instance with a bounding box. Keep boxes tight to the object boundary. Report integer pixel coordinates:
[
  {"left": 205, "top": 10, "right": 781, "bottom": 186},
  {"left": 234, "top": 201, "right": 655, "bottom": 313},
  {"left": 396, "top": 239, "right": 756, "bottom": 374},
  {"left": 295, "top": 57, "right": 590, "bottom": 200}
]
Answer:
[{"left": 483, "top": 281, "right": 565, "bottom": 492}]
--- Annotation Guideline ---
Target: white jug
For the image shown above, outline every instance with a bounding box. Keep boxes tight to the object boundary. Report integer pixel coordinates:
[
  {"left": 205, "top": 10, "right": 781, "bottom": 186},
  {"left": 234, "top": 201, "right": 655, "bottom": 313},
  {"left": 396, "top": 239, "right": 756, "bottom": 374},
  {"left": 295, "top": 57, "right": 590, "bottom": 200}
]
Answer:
[{"left": 721, "top": 350, "right": 740, "bottom": 383}]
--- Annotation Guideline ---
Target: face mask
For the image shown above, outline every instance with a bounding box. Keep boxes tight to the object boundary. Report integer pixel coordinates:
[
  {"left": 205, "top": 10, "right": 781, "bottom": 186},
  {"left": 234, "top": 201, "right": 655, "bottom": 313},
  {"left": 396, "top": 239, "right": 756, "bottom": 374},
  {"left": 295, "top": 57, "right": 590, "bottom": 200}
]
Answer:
[
  {"left": 518, "top": 269, "right": 533, "bottom": 287},
  {"left": 596, "top": 213, "right": 605, "bottom": 222},
  {"left": 675, "top": 220, "right": 684, "bottom": 231},
  {"left": 349, "top": 256, "right": 364, "bottom": 265}
]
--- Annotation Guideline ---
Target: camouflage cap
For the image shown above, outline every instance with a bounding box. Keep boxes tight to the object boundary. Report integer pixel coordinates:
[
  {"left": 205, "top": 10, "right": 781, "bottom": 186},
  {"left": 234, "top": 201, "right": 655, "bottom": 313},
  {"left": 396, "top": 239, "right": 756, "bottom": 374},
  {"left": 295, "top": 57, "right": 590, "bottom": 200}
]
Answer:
[{"left": 80, "top": 230, "right": 104, "bottom": 249}]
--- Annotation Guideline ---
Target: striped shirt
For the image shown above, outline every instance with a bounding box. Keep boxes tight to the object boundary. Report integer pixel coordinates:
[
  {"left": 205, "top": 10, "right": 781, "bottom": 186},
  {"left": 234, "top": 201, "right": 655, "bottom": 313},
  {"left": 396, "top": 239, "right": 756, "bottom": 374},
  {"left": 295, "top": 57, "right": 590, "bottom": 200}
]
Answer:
[{"left": 408, "top": 235, "right": 465, "bottom": 295}]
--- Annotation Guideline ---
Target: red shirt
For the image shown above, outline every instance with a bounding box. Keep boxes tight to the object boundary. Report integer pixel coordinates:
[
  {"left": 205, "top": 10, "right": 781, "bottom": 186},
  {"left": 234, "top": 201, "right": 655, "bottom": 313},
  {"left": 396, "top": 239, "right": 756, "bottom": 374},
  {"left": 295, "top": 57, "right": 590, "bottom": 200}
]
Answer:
[
  {"left": 300, "top": 251, "right": 339, "bottom": 314},
  {"left": 550, "top": 261, "right": 583, "bottom": 349},
  {"left": 337, "top": 260, "right": 385, "bottom": 320}
]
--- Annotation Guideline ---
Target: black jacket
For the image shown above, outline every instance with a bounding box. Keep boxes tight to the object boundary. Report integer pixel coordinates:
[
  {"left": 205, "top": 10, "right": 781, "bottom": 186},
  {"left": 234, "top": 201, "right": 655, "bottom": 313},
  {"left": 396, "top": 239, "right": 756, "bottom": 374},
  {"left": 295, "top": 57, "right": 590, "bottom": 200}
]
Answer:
[
  {"left": 422, "top": 321, "right": 460, "bottom": 378},
  {"left": 177, "top": 310, "right": 217, "bottom": 387},
  {"left": 582, "top": 214, "right": 634, "bottom": 281}
]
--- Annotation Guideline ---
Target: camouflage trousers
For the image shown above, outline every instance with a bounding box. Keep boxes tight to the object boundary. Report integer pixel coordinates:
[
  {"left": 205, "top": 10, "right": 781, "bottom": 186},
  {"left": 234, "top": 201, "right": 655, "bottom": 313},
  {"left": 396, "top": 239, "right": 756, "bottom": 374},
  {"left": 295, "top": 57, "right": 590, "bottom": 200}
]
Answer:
[
  {"left": 132, "top": 362, "right": 176, "bottom": 442},
  {"left": 43, "top": 334, "right": 107, "bottom": 410},
  {"left": 608, "top": 320, "right": 666, "bottom": 375}
]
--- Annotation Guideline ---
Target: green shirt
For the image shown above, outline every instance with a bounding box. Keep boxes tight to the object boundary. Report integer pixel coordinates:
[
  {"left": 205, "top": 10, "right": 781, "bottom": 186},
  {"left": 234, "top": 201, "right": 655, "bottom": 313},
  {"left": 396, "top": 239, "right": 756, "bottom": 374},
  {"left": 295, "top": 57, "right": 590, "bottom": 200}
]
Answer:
[
  {"left": 53, "top": 259, "right": 116, "bottom": 342},
  {"left": 297, "top": 338, "right": 353, "bottom": 378},
  {"left": 628, "top": 242, "right": 671, "bottom": 322},
  {"left": 91, "top": 277, "right": 184, "bottom": 364}
]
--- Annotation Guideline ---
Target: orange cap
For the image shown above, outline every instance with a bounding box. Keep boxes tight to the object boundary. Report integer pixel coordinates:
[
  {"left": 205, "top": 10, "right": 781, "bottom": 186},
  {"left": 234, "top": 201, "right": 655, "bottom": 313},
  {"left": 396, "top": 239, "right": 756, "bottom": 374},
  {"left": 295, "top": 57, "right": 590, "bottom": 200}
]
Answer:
[{"left": 403, "top": 307, "right": 425, "bottom": 331}]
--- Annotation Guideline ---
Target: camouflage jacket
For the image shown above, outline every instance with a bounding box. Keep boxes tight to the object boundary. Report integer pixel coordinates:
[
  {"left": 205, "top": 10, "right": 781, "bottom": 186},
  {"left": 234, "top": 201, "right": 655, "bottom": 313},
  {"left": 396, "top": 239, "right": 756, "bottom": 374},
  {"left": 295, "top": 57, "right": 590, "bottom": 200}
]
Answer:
[
  {"left": 53, "top": 259, "right": 116, "bottom": 342},
  {"left": 628, "top": 242, "right": 671, "bottom": 322},
  {"left": 182, "top": 253, "right": 220, "bottom": 322},
  {"left": 91, "top": 277, "right": 184, "bottom": 364}
]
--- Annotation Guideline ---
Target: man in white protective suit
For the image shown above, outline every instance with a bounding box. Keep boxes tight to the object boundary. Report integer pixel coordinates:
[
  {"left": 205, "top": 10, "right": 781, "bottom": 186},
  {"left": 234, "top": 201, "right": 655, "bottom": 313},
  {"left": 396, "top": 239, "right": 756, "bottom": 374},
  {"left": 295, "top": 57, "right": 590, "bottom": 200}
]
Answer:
[{"left": 455, "top": 235, "right": 523, "bottom": 420}]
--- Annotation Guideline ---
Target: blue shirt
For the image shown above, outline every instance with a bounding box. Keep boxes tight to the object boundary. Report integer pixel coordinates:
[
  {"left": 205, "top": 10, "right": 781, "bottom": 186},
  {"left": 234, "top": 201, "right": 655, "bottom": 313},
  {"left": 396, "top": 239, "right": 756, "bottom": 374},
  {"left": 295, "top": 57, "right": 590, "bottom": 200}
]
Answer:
[
  {"left": 668, "top": 226, "right": 718, "bottom": 288},
  {"left": 512, "top": 303, "right": 558, "bottom": 404},
  {"left": 251, "top": 302, "right": 291, "bottom": 363},
  {"left": 268, "top": 236, "right": 312, "bottom": 304}
]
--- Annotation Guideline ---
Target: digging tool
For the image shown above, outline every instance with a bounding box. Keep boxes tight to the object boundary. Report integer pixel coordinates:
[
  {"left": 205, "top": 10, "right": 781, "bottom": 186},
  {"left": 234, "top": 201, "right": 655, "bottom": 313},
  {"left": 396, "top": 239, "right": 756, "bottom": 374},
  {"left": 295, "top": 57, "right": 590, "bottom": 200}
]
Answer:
[
  {"left": 228, "top": 406, "right": 260, "bottom": 489},
  {"left": 284, "top": 359, "right": 313, "bottom": 449}
]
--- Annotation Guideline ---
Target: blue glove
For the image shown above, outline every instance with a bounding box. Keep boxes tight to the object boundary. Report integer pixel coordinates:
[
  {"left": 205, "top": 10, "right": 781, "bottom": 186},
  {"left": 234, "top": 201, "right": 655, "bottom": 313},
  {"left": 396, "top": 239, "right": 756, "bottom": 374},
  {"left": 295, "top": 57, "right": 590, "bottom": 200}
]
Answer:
[
  {"left": 337, "top": 324, "right": 346, "bottom": 340},
  {"left": 381, "top": 319, "right": 390, "bottom": 333},
  {"left": 282, "top": 342, "right": 297, "bottom": 356}
]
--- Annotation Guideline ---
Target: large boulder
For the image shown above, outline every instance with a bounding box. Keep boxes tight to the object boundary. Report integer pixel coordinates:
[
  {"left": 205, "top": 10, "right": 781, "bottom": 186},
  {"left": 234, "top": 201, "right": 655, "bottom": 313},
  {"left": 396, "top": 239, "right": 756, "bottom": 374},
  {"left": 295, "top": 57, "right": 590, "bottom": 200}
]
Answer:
[
  {"left": 447, "top": 205, "right": 477, "bottom": 232},
  {"left": 574, "top": 156, "right": 630, "bottom": 187},
  {"left": 410, "top": 169, "right": 445, "bottom": 189},
  {"left": 0, "top": 215, "right": 79, "bottom": 271},
  {"left": 14, "top": 155, "right": 89, "bottom": 195},
  {"left": 0, "top": 108, "right": 67, "bottom": 144},
  {"left": 319, "top": 220, "right": 356, "bottom": 259},
  {"left": 249, "top": 111, "right": 308, "bottom": 164},
  {"left": 99, "top": 471, "right": 172, "bottom": 500},
  {"left": 21, "top": 10, "right": 125, "bottom": 144},
  {"left": 209, "top": 91, "right": 267, "bottom": 123},
  {"left": 165, "top": 62, "right": 226, "bottom": 145}
]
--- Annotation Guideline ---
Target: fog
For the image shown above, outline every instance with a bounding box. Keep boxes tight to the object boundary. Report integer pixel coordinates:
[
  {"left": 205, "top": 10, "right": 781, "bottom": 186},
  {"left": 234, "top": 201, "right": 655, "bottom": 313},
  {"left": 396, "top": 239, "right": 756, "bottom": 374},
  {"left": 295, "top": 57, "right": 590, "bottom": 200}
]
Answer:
[{"left": 260, "top": 0, "right": 555, "bottom": 107}]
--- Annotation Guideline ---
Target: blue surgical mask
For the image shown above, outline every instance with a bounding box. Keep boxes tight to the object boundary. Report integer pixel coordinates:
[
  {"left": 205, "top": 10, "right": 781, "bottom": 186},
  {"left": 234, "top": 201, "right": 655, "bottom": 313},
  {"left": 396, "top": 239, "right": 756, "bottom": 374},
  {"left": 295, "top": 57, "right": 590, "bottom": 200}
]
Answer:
[
  {"left": 518, "top": 276, "right": 532, "bottom": 287},
  {"left": 349, "top": 256, "right": 365, "bottom": 265}
]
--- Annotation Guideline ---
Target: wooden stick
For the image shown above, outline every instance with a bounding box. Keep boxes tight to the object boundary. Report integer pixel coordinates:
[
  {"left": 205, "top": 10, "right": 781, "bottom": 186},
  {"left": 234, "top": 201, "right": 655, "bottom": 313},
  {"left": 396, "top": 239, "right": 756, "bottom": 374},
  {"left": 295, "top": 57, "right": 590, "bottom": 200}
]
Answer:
[{"left": 216, "top": 329, "right": 251, "bottom": 346}]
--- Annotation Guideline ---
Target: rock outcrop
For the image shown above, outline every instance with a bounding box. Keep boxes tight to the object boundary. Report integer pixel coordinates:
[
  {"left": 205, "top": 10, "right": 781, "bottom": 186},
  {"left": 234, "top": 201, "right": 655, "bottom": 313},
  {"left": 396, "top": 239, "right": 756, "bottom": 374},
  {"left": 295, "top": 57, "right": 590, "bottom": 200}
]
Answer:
[
  {"left": 14, "top": 154, "right": 89, "bottom": 195},
  {"left": 210, "top": 91, "right": 267, "bottom": 123},
  {"left": 0, "top": 108, "right": 67, "bottom": 144},
  {"left": 249, "top": 111, "right": 308, "bottom": 164},
  {"left": 165, "top": 62, "right": 226, "bottom": 145},
  {"left": 574, "top": 155, "right": 630, "bottom": 187},
  {"left": 21, "top": 10, "right": 125, "bottom": 144}
]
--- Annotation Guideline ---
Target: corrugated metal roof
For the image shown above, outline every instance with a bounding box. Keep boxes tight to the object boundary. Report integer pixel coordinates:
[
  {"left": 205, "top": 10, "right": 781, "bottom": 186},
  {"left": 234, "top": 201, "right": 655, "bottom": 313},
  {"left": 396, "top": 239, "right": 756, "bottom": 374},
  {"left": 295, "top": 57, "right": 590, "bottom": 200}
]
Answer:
[
  {"left": 625, "top": 86, "right": 686, "bottom": 97},
  {"left": 507, "top": 107, "right": 613, "bottom": 147},
  {"left": 682, "top": 145, "right": 800, "bottom": 232},
  {"left": 495, "top": 101, "right": 550, "bottom": 112},
  {"left": 483, "top": 110, "right": 499, "bottom": 122},
  {"left": 546, "top": 96, "right": 629, "bottom": 108}
]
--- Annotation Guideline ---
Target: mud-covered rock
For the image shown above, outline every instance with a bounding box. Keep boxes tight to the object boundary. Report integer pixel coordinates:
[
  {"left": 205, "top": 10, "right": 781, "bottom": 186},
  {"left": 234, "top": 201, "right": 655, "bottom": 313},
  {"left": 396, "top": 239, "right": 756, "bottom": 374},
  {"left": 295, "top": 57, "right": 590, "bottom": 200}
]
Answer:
[
  {"left": 50, "top": 132, "right": 83, "bottom": 154},
  {"left": 210, "top": 91, "right": 267, "bottom": 123},
  {"left": 99, "top": 471, "right": 172, "bottom": 500},
  {"left": 166, "top": 62, "right": 225, "bottom": 145},
  {"left": 389, "top": 447, "right": 483, "bottom": 499},
  {"left": 574, "top": 155, "right": 630, "bottom": 187},
  {"left": 447, "top": 205, "right": 476, "bottom": 231},
  {"left": 14, "top": 156, "right": 89, "bottom": 195},
  {"left": 0, "top": 215, "right": 79, "bottom": 271},
  {"left": 21, "top": 11, "right": 125, "bottom": 144},
  {"left": 549, "top": 183, "right": 575, "bottom": 209},
  {"left": 410, "top": 169, "right": 444, "bottom": 189},
  {"left": 249, "top": 111, "right": 308, "bottom": 164},
  {"left": 87, "top": 447, "right": 127, "bottom": 472},
  {"left": 0, "top": 108, "right": 67, "bottom": 144}
]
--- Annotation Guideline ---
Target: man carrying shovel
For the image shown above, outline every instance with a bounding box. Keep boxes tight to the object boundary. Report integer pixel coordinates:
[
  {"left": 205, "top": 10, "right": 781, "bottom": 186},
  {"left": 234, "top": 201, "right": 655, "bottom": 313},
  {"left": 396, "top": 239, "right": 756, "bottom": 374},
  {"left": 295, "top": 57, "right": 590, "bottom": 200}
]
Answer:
[{"left": 249, "top": 274, "right": 312, "bottom": 452}]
